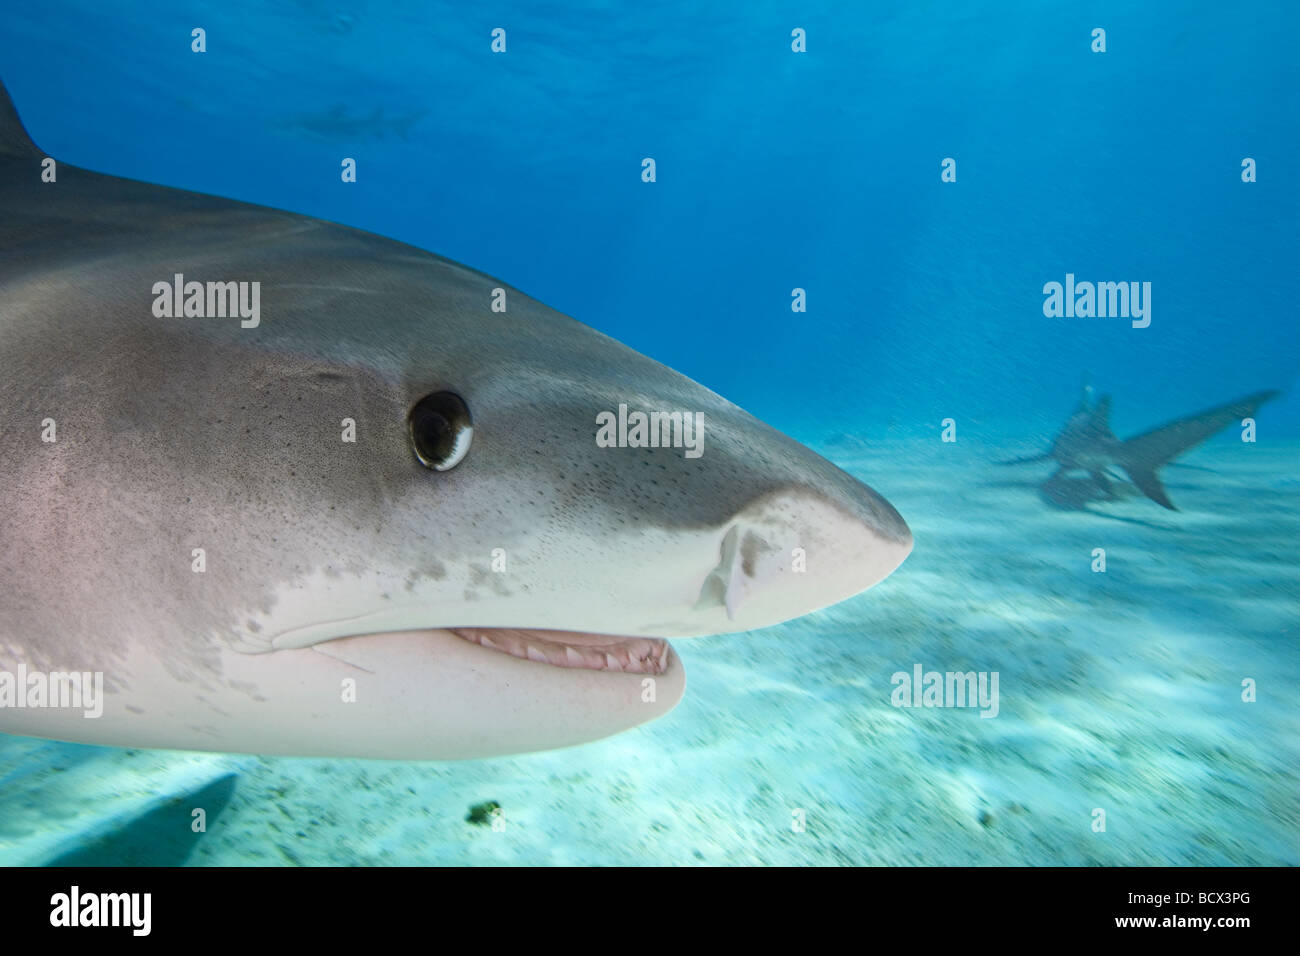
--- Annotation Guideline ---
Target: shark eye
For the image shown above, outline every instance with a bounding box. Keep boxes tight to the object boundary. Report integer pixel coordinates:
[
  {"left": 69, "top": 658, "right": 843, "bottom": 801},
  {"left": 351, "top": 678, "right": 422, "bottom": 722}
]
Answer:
[{"left": 408, "top": 391, "right": 473, "bottom": 471}]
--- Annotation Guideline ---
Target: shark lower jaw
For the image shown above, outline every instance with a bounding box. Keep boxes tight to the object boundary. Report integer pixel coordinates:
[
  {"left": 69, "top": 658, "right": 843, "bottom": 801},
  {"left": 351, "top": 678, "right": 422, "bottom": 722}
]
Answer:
[{"left": 447, "top": 627, "right": 671, "bottom": 675}]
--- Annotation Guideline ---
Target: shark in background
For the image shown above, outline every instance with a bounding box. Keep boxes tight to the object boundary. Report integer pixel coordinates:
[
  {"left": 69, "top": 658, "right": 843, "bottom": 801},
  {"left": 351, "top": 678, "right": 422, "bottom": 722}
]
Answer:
[
  {"left": 278, "top": 102, "right": 432, "bottom": 142},
  {"left": 1002, "top": 384, "right": 1279, "bottom": 511},
  {"left": 0, "top": 79, "right": 911, "bottom": 760}
]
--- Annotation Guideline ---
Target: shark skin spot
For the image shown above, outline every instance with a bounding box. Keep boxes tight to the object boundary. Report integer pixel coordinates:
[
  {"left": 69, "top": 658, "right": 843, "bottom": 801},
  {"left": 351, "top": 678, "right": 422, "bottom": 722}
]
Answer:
[{"left": 740, "top": 530, "right": 778, "bottom": 578}]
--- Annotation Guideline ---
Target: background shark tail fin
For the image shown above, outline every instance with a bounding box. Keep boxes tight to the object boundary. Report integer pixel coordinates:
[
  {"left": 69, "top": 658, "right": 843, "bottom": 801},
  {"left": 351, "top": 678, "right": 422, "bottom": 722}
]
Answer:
[
  {"left": 0, "top": 78, "right": 41, "bottom": 159},
  {"left": 1118, "top": 390, "right": 1280, "bottom": 509},
  {"left": 1122, "top": 465, "right": 1177, "bottom": 510}
]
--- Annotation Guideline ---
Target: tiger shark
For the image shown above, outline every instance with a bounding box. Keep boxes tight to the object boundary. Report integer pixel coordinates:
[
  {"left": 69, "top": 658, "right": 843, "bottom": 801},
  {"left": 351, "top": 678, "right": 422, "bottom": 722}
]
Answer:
[
  {"left": 0, "top": 80, "right": 911, "bottom": 759},
  {"left": 1003, "top": 384, "right": 1278, "bottom": 510}
]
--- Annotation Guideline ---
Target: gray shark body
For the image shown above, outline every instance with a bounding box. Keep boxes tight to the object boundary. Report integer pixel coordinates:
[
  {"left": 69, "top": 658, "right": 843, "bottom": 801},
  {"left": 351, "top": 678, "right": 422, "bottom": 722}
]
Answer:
[
  {"left": 0, "top": 81, "right": 910, "bottom": 759},
  {"left": 1005, "top": 385, "right": 1278, "bottom": 510},
  {"left": 282, "top": 103, "right": 431, "bottom": 142}
]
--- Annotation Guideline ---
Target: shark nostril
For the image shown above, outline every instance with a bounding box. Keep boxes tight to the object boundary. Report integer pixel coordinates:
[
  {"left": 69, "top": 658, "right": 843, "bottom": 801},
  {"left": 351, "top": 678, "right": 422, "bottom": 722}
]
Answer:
[
  {"left": 684, "top": 484, "right": 912, "bottom": 632},
  {"left": 693, "top": 525, "right": 740, "bottom": 617},
  {"left": 693, "top": 524, "right": 783, "bottom": 621}
]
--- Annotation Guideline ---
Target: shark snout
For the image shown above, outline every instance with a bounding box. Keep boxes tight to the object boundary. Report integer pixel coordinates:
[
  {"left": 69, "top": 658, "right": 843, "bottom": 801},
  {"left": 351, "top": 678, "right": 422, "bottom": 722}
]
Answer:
[
  {"left": 690, "top": 476, "right": 912, "bottom": 634},
  {"left": 563, "top": 390, "right": 914, "bottom": 639}
]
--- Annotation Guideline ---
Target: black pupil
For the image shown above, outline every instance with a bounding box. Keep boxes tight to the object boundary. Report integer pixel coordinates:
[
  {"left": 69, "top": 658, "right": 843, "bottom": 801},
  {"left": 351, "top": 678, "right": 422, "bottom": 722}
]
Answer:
[{"left": 415, "top": 411, "right": 451, "bottom": 457}]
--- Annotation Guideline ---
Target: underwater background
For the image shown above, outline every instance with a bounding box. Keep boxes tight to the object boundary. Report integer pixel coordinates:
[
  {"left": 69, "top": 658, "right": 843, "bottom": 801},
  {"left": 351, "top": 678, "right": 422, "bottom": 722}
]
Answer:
[{"left": 1, "top": 0, "right": 1296, "bottom": 865}]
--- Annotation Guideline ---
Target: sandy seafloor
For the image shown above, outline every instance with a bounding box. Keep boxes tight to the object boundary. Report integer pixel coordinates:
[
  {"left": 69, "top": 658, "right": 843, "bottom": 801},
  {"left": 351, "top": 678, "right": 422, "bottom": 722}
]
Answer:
[{"left": 1, "top": 436, "right": 1296, "bottom": 866}]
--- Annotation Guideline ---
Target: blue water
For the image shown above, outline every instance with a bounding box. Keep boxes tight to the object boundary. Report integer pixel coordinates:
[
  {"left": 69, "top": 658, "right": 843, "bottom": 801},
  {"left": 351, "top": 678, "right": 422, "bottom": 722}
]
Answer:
[
  {"left": 6, "top": 0, "right": 1297, "bottom": 437},
  {"left": 0, "top": 1, "right": 1296, "bottom": 865}
]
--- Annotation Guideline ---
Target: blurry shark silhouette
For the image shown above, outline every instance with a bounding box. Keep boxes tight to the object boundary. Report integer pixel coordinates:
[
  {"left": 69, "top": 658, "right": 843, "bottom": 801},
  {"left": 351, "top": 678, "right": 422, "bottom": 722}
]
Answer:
[
  {"left": 1003, "top": 385, "right": 1279, "bottom": 510},
  {"left": 282, "top": 103, "right": 430, "bottom": 142}
]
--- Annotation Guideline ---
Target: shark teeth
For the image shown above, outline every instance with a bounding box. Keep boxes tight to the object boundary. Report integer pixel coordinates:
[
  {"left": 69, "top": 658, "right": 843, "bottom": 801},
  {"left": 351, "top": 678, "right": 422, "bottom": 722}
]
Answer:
[{"left": 449, "top": 628, "right": 670, "bottom": 675}]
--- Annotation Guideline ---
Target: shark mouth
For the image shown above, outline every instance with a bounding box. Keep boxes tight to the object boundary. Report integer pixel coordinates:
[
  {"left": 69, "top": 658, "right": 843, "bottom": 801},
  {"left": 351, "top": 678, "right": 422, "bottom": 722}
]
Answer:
[{"left": 448, "top": 627, "right": 671, "bottom": 675}]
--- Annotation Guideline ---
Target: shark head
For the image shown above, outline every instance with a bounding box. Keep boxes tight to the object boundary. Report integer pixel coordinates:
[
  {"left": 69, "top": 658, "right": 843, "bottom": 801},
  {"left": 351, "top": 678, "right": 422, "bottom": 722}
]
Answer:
[
  {"left": 180, "top": 248, "right": 912, "bottom": 758},
  {"left": 0, "top": 78, "right": 911, "bottom": 758}
]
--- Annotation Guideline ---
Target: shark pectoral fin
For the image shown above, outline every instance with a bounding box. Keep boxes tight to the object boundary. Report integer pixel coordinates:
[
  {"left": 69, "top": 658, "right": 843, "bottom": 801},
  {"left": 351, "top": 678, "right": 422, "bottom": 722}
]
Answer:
[
  {"left": 1123, "top": 465, "right": 1178, "bottom": 510},
  {"left": 1089, "top": 470, "right": 1113, "bottom": 497}
]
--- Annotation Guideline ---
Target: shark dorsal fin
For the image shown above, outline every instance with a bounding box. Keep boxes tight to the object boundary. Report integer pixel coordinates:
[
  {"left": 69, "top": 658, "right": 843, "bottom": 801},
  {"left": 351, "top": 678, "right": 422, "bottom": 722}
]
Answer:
[
  {"left": 0, "top": 79, "right": 41, "bottom": 160},
  {"left": 1092, "top": 394, "right": 1113, "bottom": 429}
]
